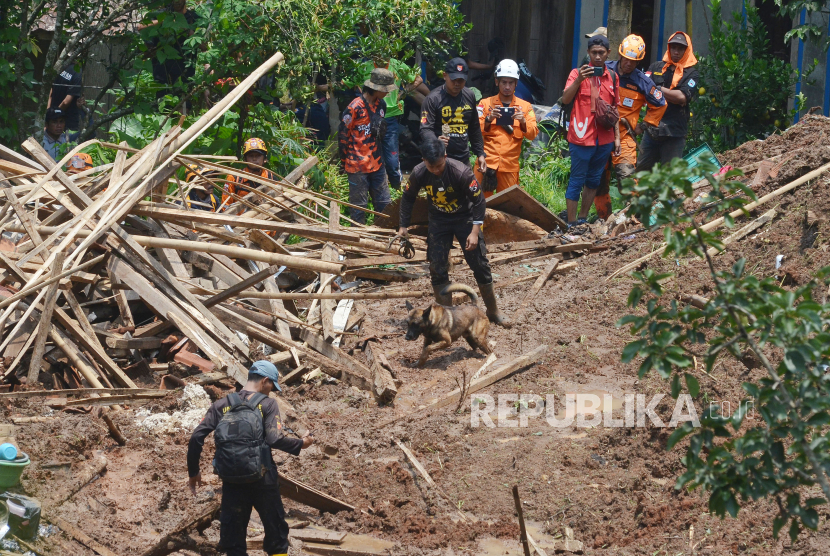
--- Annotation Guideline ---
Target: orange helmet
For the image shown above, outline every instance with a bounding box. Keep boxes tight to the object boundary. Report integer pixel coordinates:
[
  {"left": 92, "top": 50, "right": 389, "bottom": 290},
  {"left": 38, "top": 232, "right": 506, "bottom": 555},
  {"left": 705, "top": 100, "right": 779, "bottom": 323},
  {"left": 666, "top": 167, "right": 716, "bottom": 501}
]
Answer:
[
  {"left": 619, "top": 34, "right": 646, "bottom": 61},
  {"left": 69, "top": 152, "right": 93, "bottom": 169},
  {"left": 185, "top": 163, "right": 217, "bottom": 182},
  {"left": 242, "top": 137, "right": 268, "bottom": 157}
]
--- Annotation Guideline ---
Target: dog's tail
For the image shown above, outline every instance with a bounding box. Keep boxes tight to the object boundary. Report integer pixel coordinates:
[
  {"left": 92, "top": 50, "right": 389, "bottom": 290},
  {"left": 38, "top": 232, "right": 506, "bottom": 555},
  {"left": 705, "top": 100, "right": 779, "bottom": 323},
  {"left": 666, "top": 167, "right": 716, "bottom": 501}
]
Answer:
[{"left": 441, "top": 283, "right": 479, "bottom": 305}]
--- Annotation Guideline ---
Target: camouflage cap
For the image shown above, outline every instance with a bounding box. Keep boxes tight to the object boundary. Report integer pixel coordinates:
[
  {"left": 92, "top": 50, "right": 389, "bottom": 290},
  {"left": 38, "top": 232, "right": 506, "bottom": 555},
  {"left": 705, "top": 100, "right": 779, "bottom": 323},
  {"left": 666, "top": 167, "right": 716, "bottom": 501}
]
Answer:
[{"left": 364, "top": 68, "right": 397, "bottom": 93}]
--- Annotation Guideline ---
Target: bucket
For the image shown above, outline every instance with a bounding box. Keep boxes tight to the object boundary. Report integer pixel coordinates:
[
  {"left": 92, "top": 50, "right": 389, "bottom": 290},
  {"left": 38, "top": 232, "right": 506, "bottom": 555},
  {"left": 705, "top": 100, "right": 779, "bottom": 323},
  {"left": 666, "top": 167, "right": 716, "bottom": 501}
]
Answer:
[
  {"left": 0, "top": 453, "right": 30, "bottom": 488},
  {"left": 0, "top": 444, "right": 16, "bottom": 461}
]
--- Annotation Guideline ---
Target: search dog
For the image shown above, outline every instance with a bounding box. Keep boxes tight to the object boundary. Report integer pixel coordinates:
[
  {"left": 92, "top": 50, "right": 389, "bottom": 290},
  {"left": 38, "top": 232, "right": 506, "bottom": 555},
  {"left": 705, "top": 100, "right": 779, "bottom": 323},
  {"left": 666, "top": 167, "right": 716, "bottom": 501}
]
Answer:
[{"left": 405, "top": 284, "right": 492, "bottom": 367}]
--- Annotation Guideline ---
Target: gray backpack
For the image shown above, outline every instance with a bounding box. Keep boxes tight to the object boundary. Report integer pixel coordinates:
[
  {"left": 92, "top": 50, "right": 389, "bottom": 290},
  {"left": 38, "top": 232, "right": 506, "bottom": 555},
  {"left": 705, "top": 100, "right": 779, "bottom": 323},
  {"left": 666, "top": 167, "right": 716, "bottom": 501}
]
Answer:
[{"left": 212, "top": 392, "right": 269, "bottom": 483}]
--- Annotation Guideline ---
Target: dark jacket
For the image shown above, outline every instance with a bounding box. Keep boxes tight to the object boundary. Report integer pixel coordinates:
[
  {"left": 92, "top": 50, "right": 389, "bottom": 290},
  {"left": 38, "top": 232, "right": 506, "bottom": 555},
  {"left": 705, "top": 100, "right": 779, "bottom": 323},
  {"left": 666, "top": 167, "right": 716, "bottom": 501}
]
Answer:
[
  {"left": 400, "top": 158, "right": 485, "bottom": 227},
  {"left": 187, "top": 390, "right": 302, "bottom": 485},
  {"left": 420, "top": 86, "right": 485, "bottom": 163}
]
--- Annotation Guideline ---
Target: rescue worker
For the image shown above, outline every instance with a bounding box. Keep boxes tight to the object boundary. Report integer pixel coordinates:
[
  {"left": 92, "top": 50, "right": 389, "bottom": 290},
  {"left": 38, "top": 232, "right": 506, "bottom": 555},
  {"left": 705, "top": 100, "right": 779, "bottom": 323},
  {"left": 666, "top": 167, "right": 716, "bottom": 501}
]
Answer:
[
  {"left": 347, "top": 57, "right": 429, "bottom": 189},
  {"left": 396, "top": 138, "right": 510, "bottom": 327},
  {"left": 338, "top": 68, "right": 395, "bottom": 224},
  {"left": 66, "top": 152, "right": 93, "bottom": 175},
  {"left": 476, "top": 59, "right": 539, "bottom": 197},
  {"left": 222, "top": 137, "right": 275, "bottom": 209},
  {"left": 560, "top": 35, "right": 621, "bottom": 226},
  {"left": 184, "top": 163, "right": 219, "bottom": 211},
  {"left": 638, "top": 31, "right": 699, "bottom": 172},
  {"left": 188, "top": 361, "right": 314, "bottom": 556},
  {"left": 420, "top": 58, "right": 486, "bottom": 173},
  {"left": 592, "top": 34, "right": 666, "bottom": 220}
]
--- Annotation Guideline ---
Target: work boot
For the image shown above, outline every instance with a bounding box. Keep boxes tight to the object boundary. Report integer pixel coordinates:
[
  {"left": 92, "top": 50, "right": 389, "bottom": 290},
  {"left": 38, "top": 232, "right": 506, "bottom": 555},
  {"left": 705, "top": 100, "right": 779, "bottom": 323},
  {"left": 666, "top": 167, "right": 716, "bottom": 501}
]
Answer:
[
  {"left": 478, "top": 281, "right": 512, "bottom": 328},
  {"left": 432, "top": 283, "right": 453, "bottom": 306}
]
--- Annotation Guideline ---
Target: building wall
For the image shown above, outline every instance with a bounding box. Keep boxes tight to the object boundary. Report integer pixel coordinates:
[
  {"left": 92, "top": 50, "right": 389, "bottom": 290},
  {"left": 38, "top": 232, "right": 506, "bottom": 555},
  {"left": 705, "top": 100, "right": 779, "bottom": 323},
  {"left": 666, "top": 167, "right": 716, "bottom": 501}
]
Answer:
[
  {"left": 459, "top": 0, "right": 575, "bottom": 104},
  {"left": 790, "top": 9, "right": 830, "bottom": 120}
]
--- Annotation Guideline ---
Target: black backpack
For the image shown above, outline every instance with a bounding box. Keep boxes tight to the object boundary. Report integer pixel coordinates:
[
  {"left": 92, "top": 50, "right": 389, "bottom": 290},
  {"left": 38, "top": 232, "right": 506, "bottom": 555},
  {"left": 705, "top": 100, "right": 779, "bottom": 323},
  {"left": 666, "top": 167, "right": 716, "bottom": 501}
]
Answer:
[{"left": 212, "top": 392, "right": 269, "bottom": 484}]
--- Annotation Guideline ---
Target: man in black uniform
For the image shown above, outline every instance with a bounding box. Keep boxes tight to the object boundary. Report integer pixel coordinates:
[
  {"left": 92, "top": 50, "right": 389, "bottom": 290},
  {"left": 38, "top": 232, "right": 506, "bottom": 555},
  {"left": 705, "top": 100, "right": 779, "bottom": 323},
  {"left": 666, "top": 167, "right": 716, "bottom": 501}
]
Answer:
[
  {"left": 637, "top": 31, "right": 700, "bottom": 171},
  {"left": 188, "top": 361, "right": 314, "bottom": 556},
  {"left": 420, "top": 58, "right": 486, "bottom": 173},
  {"left": 397, "top": 138, "right": 509, "bottom": 327},
  {"left": 47, "top": 65, "right": 83, "bottom": 134}
]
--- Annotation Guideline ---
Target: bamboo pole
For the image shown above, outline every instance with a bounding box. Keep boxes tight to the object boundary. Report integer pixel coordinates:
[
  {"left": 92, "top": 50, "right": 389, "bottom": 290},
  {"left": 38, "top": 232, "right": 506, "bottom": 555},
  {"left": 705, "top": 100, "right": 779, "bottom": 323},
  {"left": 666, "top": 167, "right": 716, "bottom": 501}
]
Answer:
[{"left": 608, "top": 161, "right": 830, "bottom": 280}]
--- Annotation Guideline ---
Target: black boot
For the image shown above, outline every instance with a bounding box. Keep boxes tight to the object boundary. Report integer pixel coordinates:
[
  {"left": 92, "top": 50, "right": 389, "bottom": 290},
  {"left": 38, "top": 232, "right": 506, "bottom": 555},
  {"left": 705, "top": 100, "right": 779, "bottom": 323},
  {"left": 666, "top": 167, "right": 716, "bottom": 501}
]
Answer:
[
  {"left": 478, "top": 281, "right": 511, "bottom": 328},
  {"left": 432, "top": 283, "right": 453, "bottom": 306}
]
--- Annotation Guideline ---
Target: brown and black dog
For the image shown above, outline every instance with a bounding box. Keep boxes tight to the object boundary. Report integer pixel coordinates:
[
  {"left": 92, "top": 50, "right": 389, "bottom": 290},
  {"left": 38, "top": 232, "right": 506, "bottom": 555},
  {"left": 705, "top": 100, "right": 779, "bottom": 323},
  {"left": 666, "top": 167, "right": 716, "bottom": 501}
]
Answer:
[{"left": 405, "top": 284, "right": 492, "bottom": 367}]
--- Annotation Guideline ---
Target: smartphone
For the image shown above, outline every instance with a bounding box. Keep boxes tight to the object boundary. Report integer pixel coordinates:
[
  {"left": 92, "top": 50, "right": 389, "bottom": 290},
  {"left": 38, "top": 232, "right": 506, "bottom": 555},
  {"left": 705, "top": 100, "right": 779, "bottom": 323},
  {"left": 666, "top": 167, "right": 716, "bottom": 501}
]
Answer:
[
  {"left": 495, "top": 106, "right": 515, "bottom": 126},
  {"left": 592, "top": 66, "right": 604, "bottom": 77}
]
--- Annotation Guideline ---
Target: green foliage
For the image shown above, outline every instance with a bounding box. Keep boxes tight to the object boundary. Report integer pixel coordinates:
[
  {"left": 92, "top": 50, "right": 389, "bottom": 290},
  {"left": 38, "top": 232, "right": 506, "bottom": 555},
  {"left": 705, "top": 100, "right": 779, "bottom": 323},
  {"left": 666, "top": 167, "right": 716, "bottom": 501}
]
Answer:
[
  {"left": 617, "top": 157, "right": 830, "bottom": 541},
  {"left": 691, "top": 0, "right": 804, "bottom": 151},
  {"left": 520, "top": 136, "right": 571, "bottom": 214},
  {"left": 0, "top": 5, "right": 36, "bottom": 142},
  {"left": 774, "top": 0, "right": 830, "bottom": 51}
]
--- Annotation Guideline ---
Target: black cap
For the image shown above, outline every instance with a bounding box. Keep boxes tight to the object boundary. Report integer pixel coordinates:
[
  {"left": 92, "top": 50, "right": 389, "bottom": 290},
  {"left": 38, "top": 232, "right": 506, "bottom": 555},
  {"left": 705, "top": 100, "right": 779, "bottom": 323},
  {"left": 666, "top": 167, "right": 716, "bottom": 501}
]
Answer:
[
  {"left": 444, "top": 57, "right": 468, "bottom": 80},
  {"left": 668, "top": 32, "right": 688, "bottom": 46},
  {"left": 45, "top": 108, "right": 65, "bottom": 122},
  {"left": 587, "top": 35, "right": 611, "bottom": 51}
]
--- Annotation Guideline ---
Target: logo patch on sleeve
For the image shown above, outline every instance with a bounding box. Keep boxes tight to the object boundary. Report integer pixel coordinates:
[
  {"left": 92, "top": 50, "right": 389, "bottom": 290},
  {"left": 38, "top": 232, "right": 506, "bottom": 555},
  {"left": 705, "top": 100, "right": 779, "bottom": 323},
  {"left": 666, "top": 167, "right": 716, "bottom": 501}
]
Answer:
[
  {"left": 469, "top": 179, "right": 480, "bottom": 194},
  {"left": 654, "top": 90, "right": 663, "bottom": 100},
  {"left": 343, "top": 113, "right": 352, "bottom": 125},
  {"left": 688, "top": 79, "right": 696, "bottom": 88}
]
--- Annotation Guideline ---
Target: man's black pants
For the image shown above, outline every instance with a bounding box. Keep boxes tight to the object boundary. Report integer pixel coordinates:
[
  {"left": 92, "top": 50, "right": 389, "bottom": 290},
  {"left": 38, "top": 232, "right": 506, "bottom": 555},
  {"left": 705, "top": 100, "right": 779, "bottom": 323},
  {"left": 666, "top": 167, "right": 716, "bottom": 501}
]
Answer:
[
  {"left": 636, "top": 132, "right": 686, "bottom": 173},
  {"left": 220, "top": 479, "right": 289, "bottom": 556},
  {"left": 427, "top": 217, "right": 492, "bottom": 286}
]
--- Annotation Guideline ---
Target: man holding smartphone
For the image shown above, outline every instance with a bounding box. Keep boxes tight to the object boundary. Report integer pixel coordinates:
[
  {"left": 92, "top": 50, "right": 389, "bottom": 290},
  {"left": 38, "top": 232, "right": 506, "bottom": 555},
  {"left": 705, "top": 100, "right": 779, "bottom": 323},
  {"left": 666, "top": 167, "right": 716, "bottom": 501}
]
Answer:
[
  {"left": 560, "top": 35, "right": 621, "bottom": 227},
  {"left": 476, "top": 59, "right": 539, "bottom": 197}
]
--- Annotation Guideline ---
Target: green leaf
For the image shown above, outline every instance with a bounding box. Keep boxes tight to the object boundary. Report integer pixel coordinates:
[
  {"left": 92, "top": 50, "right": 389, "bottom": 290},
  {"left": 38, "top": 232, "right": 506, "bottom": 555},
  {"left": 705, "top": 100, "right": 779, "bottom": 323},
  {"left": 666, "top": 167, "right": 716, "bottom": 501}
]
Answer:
[
  {"left": 789, "top": 518, "right": 800, "bottom": 543},
  {"left": 685, "top": 373, "right": 700, "bottom": 398},
  {"left": 671, "top": 374, "right": 681, "bottom": 399}
]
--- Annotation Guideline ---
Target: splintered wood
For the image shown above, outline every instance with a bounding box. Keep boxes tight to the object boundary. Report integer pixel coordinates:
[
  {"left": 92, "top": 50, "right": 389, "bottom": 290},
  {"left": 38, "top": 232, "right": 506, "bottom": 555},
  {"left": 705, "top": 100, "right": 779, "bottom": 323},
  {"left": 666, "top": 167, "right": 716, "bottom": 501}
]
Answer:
[{"left": 0, "top": 50, "right": 599, "bottom": 416}]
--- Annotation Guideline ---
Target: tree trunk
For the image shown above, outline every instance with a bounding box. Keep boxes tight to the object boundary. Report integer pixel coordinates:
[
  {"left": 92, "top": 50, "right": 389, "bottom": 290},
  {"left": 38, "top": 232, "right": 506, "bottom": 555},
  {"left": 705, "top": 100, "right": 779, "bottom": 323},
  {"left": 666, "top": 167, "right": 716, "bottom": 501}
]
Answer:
[
  {"left": 12, "top": 1, "right": 33, "bottom": 144},
  {"left": 607, "top": 0, "right": 633, "bottom": 62},
  {"left": 33, "top": 0, "right": 69, "bottom": 141}
]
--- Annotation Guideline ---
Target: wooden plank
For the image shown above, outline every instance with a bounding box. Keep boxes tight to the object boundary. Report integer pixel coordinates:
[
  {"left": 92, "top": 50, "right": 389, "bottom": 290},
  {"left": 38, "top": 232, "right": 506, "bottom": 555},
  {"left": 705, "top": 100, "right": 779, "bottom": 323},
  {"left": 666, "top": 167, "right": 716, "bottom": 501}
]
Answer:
[
  {"left": 321, "top": 244, "right": 339, "bottom": 341},
  {"left": 108, "top": 269, "right": 135, "bottom": 329},
  {"left": 27, "top": 252, "right": 65, "bottom": 384},
  {"left": 278, "top": 472, "right": 355, "bottom": 513},
  {"left": 512, "top": 258, "right": 559, "bottom": 320},
  {"left": 345, "top": 268, "right": 425, "bottom": 282},
  {"left": 298, "top": 329, "right": 374, "bottom": 391},
  {"left": 432, "top": 345, "right": 548, "bottom": 410},
  {"left": 344, "top": 252, "right": 428, "bottom": 268},
  {"left": 486, "top": 185, "right": 567, "bottom": 231},
  {"left": 204, "top": 264, "right": 282, "bottom": 308},
  {"left": 104, "top": 337, "right": 163, "bottom": 350},
  {"left": 367, "top": 342, "right": 397, "bottom": 404},
  {"left": 130, "top": 204, "right": 361, "bottom": 243},
  {"left": 291, "top": 529, "right": 346, "bottom": 545},
  {"left": 706, "top": 208, "right": 777, "bottom": 258},
  {"left": 0, "top": 388, "right": 162, "bottom": 399},
  {"left": 513, "top": 485, "right": 532, "bottom": 556},
  {"left": 51, "top": 516, "right": 121, "bottom": 556},
  {"left": 107, "top": 256, "right": 247, "bottom": 385}
]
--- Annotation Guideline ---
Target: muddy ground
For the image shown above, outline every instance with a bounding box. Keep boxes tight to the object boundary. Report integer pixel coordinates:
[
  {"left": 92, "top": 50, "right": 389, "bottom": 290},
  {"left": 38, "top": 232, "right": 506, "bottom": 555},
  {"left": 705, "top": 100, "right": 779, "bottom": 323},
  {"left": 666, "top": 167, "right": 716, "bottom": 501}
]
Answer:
[{"left": 6, "top": 116, "right": 830, "bottom": 556}]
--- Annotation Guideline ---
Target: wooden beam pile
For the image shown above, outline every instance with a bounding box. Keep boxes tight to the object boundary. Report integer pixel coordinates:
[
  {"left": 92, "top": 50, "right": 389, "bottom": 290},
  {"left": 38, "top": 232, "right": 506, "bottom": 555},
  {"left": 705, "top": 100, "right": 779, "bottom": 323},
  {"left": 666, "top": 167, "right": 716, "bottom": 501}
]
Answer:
[{"left": 0, "top": 52, "right": 428, "bottom": 404}]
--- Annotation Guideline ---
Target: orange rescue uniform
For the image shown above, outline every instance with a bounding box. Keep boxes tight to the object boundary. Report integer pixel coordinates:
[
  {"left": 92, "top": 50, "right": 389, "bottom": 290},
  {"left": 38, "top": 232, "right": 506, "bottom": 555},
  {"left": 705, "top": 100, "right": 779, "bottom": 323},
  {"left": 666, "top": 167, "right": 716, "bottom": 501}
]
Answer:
[
  {"left": 476, "top": 95, "right": 538, "bottom": 197},
  {"left": 222, "top": 167, "right": 276, "bottom": 209}
]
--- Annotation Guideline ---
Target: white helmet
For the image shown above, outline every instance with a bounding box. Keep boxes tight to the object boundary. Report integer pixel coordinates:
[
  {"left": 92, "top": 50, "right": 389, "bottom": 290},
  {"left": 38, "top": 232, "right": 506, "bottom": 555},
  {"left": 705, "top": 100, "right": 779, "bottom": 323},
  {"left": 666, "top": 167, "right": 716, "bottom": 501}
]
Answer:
[{"left": 495, "top": 59, "right": 520, "bottom": 79}]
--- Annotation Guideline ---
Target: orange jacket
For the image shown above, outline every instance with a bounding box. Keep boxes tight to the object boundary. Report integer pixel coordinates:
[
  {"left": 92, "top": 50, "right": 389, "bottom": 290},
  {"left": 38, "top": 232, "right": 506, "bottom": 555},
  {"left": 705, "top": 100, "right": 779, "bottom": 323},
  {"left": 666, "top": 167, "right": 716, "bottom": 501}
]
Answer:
[
  {"left": 477, "top": 95, "right": 538, "bottom": 173},
  {"left": 222, "top": 168, "right": 275, "bottom": 209}
]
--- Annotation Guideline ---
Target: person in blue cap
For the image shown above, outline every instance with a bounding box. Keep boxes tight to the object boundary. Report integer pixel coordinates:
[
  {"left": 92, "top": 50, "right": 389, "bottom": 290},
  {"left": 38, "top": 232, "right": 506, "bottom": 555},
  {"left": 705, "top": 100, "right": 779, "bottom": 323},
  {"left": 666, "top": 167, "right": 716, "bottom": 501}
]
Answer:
[{"left": 187, "top": 360, "right": 314, "bottom": 556}]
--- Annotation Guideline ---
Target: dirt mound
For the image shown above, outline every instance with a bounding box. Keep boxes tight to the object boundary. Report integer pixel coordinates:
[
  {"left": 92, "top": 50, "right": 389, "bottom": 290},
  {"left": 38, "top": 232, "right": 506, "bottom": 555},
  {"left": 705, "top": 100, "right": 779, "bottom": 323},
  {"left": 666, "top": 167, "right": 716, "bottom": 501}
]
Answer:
[{"left": 721, "top": 114, "right": 830, "bottom": 190}]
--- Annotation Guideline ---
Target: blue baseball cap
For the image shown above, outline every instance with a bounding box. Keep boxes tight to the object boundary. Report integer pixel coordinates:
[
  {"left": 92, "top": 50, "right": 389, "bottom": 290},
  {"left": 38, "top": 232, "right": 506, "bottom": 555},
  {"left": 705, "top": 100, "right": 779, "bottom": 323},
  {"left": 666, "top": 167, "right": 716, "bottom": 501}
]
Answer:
[{"left": 250, "top": 360, "right": 282, "bottom": 392}]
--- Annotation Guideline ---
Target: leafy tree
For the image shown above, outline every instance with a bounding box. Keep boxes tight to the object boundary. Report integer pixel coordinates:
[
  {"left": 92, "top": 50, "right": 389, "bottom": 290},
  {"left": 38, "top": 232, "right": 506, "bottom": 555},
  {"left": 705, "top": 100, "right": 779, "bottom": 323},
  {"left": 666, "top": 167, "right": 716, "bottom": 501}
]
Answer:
[
  {"left": 773, "top": 0, "right": 830, "bottom": 52},
  {"left": 1, "top": 0, "right": 159, "bottom": 143},
  {"left": 617, "top": 158, "right": 830, "bottom": 542},
  {"left": 691, "top": 0, "right": 806, "bottom": 151}
]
